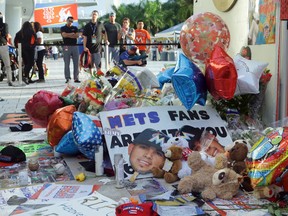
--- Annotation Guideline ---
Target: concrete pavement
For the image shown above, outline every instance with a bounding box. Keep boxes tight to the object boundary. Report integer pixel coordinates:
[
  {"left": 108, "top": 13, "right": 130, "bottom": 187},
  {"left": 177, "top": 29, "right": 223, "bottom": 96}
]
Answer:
[{"left": 0, "top": 57, "right": 176, "bottom": 135}]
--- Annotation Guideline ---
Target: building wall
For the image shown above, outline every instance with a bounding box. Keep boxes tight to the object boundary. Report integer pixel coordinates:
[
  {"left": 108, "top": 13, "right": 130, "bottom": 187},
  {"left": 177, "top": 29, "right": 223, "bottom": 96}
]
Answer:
[{"left": 194, "top": 0, "right": 278, "bottom": 125}]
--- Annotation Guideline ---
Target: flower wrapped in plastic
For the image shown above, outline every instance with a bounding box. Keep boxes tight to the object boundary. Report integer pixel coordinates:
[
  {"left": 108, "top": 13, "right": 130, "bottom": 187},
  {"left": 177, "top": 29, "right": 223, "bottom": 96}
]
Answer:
[
  {"left": 80, "top": 76, "right": 112, "bottom": 115},
  {"left": 104, "top": 70, "right": 143, "bottom": 111}
]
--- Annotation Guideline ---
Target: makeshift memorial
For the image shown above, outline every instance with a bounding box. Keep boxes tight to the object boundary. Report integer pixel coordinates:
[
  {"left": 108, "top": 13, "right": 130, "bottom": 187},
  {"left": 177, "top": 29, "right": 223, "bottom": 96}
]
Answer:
[
  {"left": 72, "top": 112, "right": 102, "bottom": 160},
  {"left": 205, "top": 45, "right": 237, "bottom": 100},
  {"left": 25, "top": 90, "right": 64, "bottom": 127},
  {"left": 46, "top": 105, "right": 76, "bottom": 147},
  {"left": 171, "top": 53, "right": 207, "bottom": 110},
  {"left": 246, "top": 127, "right": 288, "bottom": 187},
  {"left": 56, "top": 131, "right": 80, "bottom": 155},
  {"left": 178, "top": 152, "right": 241, "bottom": 200},
  {"left": 180, "top": 12, "right": 230, "bottom": 66},
  {"left": 100, "top": 105, "right": 233, "bottom": 180}
]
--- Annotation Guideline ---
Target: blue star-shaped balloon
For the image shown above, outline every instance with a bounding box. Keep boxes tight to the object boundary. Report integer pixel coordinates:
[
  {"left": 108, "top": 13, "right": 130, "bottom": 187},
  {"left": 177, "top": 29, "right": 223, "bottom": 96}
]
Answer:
[
  {"left": 56, "top": 131, "right": 80, "bottom": 155},
  {"left": 171, "top": 53, "right": 207, "bottom": 110},
  {"left": 72, "top": 112, "right": 102, "bottom": 160}
]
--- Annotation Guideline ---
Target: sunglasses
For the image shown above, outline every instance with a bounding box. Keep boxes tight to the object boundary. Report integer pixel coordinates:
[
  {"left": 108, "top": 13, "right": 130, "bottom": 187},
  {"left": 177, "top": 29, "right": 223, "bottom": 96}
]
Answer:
[{"left": 68, "top": 20, "right": 73, "bottom": 23}]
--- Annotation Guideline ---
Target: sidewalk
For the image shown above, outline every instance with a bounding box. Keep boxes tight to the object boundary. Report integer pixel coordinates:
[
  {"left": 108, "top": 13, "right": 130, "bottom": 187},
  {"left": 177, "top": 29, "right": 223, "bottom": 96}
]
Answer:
[{"left": 0, "top": 58, "right": 176, "bottom": 135}]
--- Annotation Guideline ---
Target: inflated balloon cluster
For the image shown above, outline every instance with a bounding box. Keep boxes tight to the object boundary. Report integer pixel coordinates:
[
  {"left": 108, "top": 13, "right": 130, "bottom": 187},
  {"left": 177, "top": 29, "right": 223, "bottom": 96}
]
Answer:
[{"left": 157, "top": 12, "right": 271, "bottom": 128}]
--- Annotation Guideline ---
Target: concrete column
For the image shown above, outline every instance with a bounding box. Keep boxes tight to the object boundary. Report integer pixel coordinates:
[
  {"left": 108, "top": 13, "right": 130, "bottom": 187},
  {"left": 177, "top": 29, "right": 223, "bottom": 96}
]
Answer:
[{"left": 6, "top": 7, "right": 22, "bottom": 42}]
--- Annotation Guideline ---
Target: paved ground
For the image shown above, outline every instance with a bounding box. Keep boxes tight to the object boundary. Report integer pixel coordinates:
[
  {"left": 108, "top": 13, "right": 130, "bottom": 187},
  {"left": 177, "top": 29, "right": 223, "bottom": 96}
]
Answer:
[
  {"left": 0, "top": 57, "right": 177, "bottom": 203},
  {"left": 0, "top": 57, "right": 176, "bottom": 131}
]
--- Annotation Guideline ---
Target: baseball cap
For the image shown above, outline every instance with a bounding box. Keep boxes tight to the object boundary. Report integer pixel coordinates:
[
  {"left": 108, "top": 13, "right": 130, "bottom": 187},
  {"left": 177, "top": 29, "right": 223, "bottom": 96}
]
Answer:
[
  {"left": 110, "top": 12, "right": 116, "bottom": 17},
  {"left": 0, "top": 145, "right": 26, "bottom": 167},
  {"left": 130, "top": 46, "right": 138, "bottom": 51},
  {"left": 132, "top": 128, "right": 170, "bottom": 152},
  {"left": 176, "top": 125, "right": 202, "bottom": 149}
]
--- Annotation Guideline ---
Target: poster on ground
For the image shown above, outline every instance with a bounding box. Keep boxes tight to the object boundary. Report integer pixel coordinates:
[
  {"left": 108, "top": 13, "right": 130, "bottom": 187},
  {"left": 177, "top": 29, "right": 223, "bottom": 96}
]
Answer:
[{"left": 99, "top": 105, "right": 233, "bottom": 180}]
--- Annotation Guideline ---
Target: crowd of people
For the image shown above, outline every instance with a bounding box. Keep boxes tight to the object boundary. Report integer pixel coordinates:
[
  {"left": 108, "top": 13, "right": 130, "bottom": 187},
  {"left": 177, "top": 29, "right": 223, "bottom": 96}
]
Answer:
[{"left": 0, "top": 10, "right": 166, "bottom": 87}]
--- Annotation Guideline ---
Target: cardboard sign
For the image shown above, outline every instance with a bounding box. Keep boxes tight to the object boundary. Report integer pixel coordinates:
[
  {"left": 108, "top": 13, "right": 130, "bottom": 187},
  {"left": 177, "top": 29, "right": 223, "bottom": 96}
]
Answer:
[{"left": 99, "top": 105, "right": 233, "bottom": 179}]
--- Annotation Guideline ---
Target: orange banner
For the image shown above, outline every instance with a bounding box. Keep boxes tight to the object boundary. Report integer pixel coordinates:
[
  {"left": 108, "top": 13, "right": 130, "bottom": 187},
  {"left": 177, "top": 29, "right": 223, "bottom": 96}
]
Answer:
[{"left": 34, "top": 3, "right": 78, "bottom": 27}]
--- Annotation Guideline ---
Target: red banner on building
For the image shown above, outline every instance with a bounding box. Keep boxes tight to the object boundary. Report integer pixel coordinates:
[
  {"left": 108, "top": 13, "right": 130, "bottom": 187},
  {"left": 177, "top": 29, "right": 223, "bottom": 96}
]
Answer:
[{"left": 34, "top": 3, "right": 78, "bottom": 27}]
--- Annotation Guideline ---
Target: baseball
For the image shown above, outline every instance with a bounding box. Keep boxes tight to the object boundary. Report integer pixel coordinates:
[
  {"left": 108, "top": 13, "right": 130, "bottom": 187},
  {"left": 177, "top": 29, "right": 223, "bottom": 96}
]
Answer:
[{"left": 53, "top": 163, "right": 66, "bottom": 175}]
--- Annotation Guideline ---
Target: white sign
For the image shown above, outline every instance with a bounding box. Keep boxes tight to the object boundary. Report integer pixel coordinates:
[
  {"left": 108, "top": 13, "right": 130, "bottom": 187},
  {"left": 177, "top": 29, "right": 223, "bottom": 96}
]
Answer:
[{"left": 99, "top": 105, "right": 233, "bottom": 179}]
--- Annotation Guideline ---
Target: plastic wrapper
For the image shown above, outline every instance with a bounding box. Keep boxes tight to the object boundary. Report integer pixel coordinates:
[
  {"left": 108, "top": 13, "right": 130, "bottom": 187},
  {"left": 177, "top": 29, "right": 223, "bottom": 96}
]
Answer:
[{"left": 104, "top": 70, "right": 143, "bottom": 111}]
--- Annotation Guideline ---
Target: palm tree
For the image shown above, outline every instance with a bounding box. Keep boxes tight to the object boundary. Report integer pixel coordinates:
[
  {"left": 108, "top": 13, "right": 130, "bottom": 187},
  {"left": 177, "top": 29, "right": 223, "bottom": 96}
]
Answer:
[{"left": 140, "top": 0, "right": 165, "bottom": 35}]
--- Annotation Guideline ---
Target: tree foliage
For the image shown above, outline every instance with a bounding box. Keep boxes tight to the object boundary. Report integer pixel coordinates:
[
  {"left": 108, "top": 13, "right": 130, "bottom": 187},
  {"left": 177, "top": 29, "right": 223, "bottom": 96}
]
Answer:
[{"left": 101, "top": 0, "right": 193, "bottom": 36}]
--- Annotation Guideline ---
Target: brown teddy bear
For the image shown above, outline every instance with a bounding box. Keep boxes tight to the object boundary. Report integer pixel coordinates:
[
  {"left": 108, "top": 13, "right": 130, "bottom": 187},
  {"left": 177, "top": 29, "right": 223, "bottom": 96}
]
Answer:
[
  {"left": 151, "top": 145, "right": 182, "bottom": 183},
  {"left": 177, "top": 151, "right": 242, "bottom": 200},
  {"left": 226, "top": 140, "right": 248, "bottom": 174},
  {"left": 225, "top": 139, "right": 254, "bottom": 192}
]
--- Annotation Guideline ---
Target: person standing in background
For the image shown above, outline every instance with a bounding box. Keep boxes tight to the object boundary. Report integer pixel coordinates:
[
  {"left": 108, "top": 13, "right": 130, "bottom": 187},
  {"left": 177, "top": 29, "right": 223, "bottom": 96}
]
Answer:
[
  {"left": 135, "top": 20, "right": 151, "bottom": 55},
  {"left": 0, "top": 12, "right": 13, "bottom": 86},
  {"left": 119, "top": 17, "right": 135, "bottom": 54},
  {"left": 51, "top": 46, "right": 59, "bottom": 60},
  {"left": 14, "top": 21, "right": 37, "bottom": 85},
  {"left": 34, "top": 22, "right": 46, "bottom": 83},
  {"left": 104, "top": 12, "right": 121, "bottom": 64},
  {"left": 60, "top": 16, "right": 80, "bottom": 83},
  {"left": 83, "top": 10, "right": 108, "bottom": 73}
]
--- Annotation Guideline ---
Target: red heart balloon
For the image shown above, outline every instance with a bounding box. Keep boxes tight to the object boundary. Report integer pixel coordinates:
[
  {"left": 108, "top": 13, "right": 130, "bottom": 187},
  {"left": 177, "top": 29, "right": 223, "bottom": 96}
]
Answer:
[
  {"left": 47, "top": 105, "right": 76, "bottom": 147},
  {"left": 205, "top": 46, "right": 237, "bottom": 100}
]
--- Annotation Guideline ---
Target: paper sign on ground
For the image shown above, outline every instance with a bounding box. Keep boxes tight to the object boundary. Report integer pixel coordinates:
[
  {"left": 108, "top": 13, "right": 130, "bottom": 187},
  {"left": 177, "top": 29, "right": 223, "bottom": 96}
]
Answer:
[{"left": 17, "top": 191, "right": 117, "bottom": 216}]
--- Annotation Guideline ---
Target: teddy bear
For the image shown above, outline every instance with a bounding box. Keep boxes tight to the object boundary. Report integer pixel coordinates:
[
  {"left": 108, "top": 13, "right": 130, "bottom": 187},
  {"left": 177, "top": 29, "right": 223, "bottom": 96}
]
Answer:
[
  {"left": 226, "top": 139, "right": 249, "bottom": 174},
  {"left": 177, "top": 151, "right": 242, "bottom": 200},
  {"left": 151, "top": 145, "right": 183, "bottom": 183},
  {"left": 224, "top": 139, "right": 254, "bottom": 192}
]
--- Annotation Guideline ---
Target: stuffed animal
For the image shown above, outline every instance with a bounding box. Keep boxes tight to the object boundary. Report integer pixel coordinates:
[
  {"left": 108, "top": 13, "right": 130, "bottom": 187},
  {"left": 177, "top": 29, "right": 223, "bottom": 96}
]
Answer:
[
  {"left": 178, "top": 151, "right": 242, "bottom": 200},
  {"left": 225, "top": 139, "right": 254, "bottom": 192},
  {"left": 226, "top": 140, "right": 249, "bottom": 174},
  {"left": 151, "top": 145, "right": 183, "bottom": 183}
]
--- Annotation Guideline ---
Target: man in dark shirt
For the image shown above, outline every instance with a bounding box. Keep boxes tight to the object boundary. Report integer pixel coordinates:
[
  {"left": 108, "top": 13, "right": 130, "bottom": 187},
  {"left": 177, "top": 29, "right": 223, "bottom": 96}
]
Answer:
[
  {"left": 0, "top": 12, "right": 13, "bottom": 86},
  {"left": 104, "top": 12, "right": 121, "bottom": 65},
  {"left": 60, "top": 16, "right": 80, "bottom": 83},
  {"left": 83, "top": 10, "right": 107, "bottom": 74},
  {"left": 119, "top": 46, "right": 146, "bottom": 67}
]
